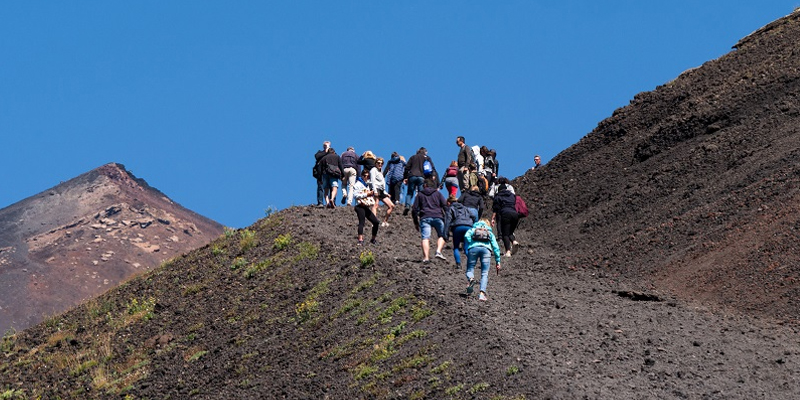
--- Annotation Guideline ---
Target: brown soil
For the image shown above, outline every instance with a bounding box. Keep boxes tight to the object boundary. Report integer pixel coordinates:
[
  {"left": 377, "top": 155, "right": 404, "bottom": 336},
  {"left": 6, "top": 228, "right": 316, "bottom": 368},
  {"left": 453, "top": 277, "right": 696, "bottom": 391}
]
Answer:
[{"left": 3, "top": 10, "right": 800, "bottom": 400}]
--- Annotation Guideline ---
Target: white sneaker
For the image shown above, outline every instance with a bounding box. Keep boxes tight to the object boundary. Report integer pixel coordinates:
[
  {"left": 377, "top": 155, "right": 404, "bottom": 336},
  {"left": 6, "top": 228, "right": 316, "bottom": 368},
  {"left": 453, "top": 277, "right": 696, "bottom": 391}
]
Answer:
[
  {"left": 512, "top": 240, "right": 520, "bottom": 245},
  {"left": 380, "top": 222, "right": 389, "bottom": 227},
  {"left": 435, "top": 252, "right": 446, "bottom": 260},
  {"left": 504, "top": 251, "right": 512, "bottom": 257}
]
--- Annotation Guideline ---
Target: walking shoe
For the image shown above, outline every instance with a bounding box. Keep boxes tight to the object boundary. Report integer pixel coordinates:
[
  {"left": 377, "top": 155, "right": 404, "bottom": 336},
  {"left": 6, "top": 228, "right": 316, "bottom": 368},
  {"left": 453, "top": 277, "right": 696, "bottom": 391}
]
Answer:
[
  {"left": 422, "top": 259, "right": 430, "bottom": 264},
  {"left": 341, "top": 196, "right": 347, "bottom": 205},
  {"left": 357, "top": 240, "right": 364, "bottom": 246},
  {"left": 402, "top": 207, "right": 410, "bottom": 216},
  {"left": 478, "top": 292, "right": 488, "bottom": 301},
  {"left": 466, "top": 278, "right": 476, "bottom": 294},
  {"left": 380, "top": 222, "right": 389, "bottom": 227},
  {"left": 435, "top": 252, "right": 446, "bottom": 260},
  {"left": 370, "top": 239, "right": 379, "bottom": 245},
  {"left": 455, "top": 262, "right": 462, "bottom": 270},
  {"left": 512, "top": 240, "right": 519, "bottom": 246},
  {"left": 504, "top": 251, "right": 512, "bottom": 257}
]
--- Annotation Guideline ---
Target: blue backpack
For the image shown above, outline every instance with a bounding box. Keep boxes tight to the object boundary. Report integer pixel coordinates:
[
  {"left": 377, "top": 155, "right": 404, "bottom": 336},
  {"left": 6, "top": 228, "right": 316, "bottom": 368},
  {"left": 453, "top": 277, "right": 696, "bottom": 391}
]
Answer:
[{"left": 422, "top": 158, "right": 433, "bottom": 177}]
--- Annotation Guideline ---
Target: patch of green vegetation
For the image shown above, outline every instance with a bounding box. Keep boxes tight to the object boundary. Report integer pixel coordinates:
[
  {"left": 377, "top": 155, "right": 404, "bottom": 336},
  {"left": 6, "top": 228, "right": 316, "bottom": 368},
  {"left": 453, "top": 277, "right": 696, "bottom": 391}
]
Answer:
[
  {"left": 354, "top": 364, "right": 378, "bottom": 380},
  {"left": 126, "top": 296, "right": 156, "bottom": 321},
  {"left": 396, "top": 329, "right": 427, "bottom": 347},
  {"left": 188, "top": 350, "right": 208, "bottom": 362},
  {"left": 182, "top": 283, "right": 205, "bottom": 296},
  {"left": 352, "top": 274, "right": 378, "bottom": 294},
  {"left": 1, "top": 329, "right": 16, "bottom": 354},
  {"left": 293, "top": 242, "right": 319, "bottom": 262},
  {"left": 410, "top": 389, "right": 427, "bottom": 400},
  {"left": 211, "top": 245, "right": 225, "bottom": 256},
  {"left": 411, "top": 300, "right": 433, "bottom": 322},
  {"left": 239, "top": 229, "right": 258, "bottom": 252},
  {"left": 294, "top": 299, "right": 319, "bottom": 324},
  {"left": 223, "top": 227, "right": 236, "bottom": 238},
  {"left": 333, "top": 299, "right": 362, "bottom": 319},
  {"left": 445, "top": 384, "right": 464, "bottom": 396},
  {"left": 230, "top": 257, "right": 247, "bottom": 271},
  {"left": 378, "top": 297, "right": 407, "bottom": 324},
  {"left": 244, "top": 258, "right": 274, "bottom": 279},
  {"left": 188, "top": 322, "right": 204, "bottom": 332},
  {"left": 506, "top": 365, "right": 520, "bottom": 376},
  {"left": 264, "top": 206, "right": 278, "bottom": 217},
  {"left": 469, "top": 382, "right": 490, "bottom": 394},
  {"left": 71, "top": 359, "right": 99, "bottom": 376},
  {"left": 273, "top": 233, "right": 292, "bottom": 250},
  {"left": 359, "top": 250, "right": 375, "bottom": 267},
  {"left": 0, "top": 388, "right": 25, "bottom": 399},
  {"left": 431, "top": 360, "right": 451, "bottom": 374},
  {"left": 392, "top": 353, "right": 433, "bottom": 373}
]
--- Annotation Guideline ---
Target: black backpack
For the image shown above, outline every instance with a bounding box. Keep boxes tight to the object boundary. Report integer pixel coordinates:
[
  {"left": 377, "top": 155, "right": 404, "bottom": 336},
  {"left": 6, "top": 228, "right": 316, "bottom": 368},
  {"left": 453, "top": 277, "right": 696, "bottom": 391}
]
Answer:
[
  {"left": 325, "top": 163, "right": 342, "bottom": 178},
  {"left": 472, "top": 226, "right": 491, "bottom": 242}
]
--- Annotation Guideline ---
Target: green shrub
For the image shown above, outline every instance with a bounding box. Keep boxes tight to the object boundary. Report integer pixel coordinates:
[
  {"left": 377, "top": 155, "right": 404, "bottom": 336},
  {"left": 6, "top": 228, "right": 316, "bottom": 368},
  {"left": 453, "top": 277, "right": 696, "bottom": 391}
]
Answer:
[
  {"left": 239, "top": 229, "right": 258, "bottom": 251},
  {"left": 230, "top": 257, "right": 247, "bottom": 270},
  {"left": 506, "top": 365, "right": 520, "bottom": 376},
  {"left": 359, "top": 250, "right": 375, "bottom": 267},
  {"left": 273, "top": 233, "right": 291, "bottom": 250}
]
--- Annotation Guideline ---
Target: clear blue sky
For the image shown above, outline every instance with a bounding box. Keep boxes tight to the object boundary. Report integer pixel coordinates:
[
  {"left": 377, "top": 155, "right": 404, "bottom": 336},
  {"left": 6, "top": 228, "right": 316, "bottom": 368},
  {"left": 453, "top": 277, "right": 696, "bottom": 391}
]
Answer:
[{"left": 2, "top": 2, "right": 797, "bottom": 228}]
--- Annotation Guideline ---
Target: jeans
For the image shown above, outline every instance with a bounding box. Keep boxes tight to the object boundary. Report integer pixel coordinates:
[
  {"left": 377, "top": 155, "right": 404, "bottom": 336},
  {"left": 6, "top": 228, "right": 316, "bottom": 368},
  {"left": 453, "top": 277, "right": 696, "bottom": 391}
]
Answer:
[
  {"left": 466, "top": 245, "right": 491, "bottom": 293},
  {"left": 316, "top": 178, "right": 324, "bottom": 205},
  {"left": 443, "top": 176, "right": 459, "bottom": 197},
  {"left": 419, "top": 217, "right": 445, "bottom": 240},
  {"left": 322, "top": 174, "right": 339, "bottom": 190},
  {"left": 466, "top": 207, "right": 479, "bottom": 222},
  {"left": 405, "top": 176, "right": 425, "bottom": 207},
  {"left": 451, "top": 225, "right": 470, "bottom": 265}
]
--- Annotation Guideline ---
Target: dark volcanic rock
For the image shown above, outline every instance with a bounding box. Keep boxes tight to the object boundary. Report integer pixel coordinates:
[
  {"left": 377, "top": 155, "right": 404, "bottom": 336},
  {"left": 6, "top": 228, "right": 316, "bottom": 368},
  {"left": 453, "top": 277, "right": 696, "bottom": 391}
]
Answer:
[
  {"left": 515, "top": 9, "right": 800, "bottom": 322},
  {"left": 0, "top": 163, "right": 224, "bottom": 332}
]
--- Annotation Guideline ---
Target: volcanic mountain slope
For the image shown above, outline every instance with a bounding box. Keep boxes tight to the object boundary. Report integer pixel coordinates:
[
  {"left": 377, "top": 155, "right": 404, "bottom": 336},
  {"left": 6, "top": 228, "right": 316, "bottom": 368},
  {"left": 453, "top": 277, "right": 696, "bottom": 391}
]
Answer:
[
  {"left": 0, "top": 163, "right": 225, "bottom": 333},
  {"left": 1, "top": 206, "right": 799, "bottom": 399},
  {"left": 516, "top": 9, "right": 800, "bottom": 321},
  {"left": 6, "top": 8, "right": 800, "bottom": 400}
]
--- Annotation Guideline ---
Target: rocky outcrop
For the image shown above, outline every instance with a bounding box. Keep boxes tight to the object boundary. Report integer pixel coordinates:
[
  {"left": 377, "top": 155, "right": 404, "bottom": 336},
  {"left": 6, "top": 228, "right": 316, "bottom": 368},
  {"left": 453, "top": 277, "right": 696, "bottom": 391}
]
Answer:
[{"left": 0, "top": 163, "right": 224, "bottom": 332}]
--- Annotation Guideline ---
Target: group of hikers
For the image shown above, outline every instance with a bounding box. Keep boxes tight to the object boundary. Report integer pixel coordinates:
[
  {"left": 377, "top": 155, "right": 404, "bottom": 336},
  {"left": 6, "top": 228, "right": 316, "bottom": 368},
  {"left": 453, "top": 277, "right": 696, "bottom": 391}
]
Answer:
[{"left": 313, "top": 137, "right": 531, "bottom": 302}]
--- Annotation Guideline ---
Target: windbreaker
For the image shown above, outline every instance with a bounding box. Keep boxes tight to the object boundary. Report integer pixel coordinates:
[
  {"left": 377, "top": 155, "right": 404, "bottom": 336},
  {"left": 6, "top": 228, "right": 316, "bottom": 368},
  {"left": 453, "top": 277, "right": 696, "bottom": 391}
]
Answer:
[{"left": 464, "top": 220, "right": 502, "bottom": 264}]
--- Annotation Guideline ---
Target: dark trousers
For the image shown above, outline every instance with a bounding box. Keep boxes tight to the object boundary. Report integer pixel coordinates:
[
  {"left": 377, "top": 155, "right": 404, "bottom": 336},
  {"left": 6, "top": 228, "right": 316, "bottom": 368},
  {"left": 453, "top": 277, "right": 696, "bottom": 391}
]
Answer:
[
  {"left": 354, "top": 205, "right": 379, "bottom": 237},
  {"left": 316, "top": 178, "right": 324, "bottom": 205},
  {"left": 389, "top": 180, "right": 403, "bottom": 204},
  {"left": 497, "top": 210, "right": 519, "bottom": 252}
]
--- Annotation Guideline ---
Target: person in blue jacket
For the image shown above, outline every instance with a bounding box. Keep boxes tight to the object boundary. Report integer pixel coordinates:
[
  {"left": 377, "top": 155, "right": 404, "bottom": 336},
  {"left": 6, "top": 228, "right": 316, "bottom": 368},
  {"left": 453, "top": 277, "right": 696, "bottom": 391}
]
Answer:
[{"left": 463, "top": 218, "right": 502, "bottom": 301}]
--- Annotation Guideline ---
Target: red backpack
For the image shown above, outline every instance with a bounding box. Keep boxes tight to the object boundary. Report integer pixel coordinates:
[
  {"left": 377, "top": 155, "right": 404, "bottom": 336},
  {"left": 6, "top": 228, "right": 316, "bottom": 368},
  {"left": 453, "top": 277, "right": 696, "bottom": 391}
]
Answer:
[{"left": 515, "top": 195, "right": 529, "bottom": 218}]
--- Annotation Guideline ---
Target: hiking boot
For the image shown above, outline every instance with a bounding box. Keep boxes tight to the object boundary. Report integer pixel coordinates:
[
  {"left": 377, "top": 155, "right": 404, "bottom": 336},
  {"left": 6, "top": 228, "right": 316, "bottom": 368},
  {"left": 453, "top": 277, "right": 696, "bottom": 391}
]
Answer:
[
  {"left": 466, "top": 278, "right": 476, "bottom": 294},
  {"left": 357, "top": 240, "right": 364, "bottom": 246},
  {"left": 435, "top": 252, "right": 446, "bottom": 260},
  {"left": 478, "top": 292, "right": 488, "bottom": 301}
]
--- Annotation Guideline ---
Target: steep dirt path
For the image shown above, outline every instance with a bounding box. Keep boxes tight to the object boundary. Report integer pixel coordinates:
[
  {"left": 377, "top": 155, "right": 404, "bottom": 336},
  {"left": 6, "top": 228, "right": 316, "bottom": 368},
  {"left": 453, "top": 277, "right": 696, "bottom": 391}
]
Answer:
[{"left": 300, "top": 205, "right": 800, "bottom": 398}]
